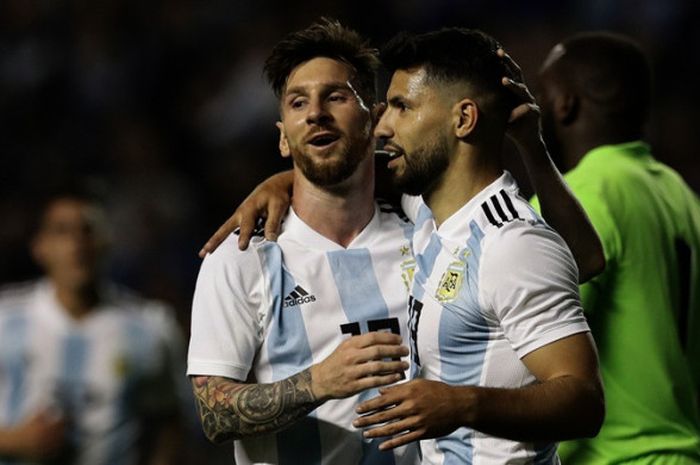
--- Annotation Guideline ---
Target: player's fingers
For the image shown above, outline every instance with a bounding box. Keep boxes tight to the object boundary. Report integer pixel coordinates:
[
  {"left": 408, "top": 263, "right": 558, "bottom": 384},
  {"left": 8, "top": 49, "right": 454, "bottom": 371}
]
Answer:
[
  {"left": 355, "top": 387, "right": 400, "bottom": 414},
  {"left": 356, "top": 344, "right": 409, "bottom": 363},
  {"left": 362, "top": 416, "right": 417, "bottom": 439},
  {"left": 352, "top": 373, "right": 404, "bottom": 393},
  {"left": 199, "top": 217, "right": 239, "bottom": 257},
  {"left": 353, "top": 331, "right": 403, "bottom": 347},
  {"left": 497, "top": 48, "right": 524, "bottom": 81},
  {"left": 354, "top": 404, "right": 407, "bottom": 428},
  {"left": 502, "top": 77, "right": 534, "bottom": 102},
  {"left": 263, "top": 199, "right": 286, "bottom": 242},
  {"left": 378, "top": 429, "right": 425, "bottom": 451},
  {"left": 356, "top": 360, "right": 408, "bottom": 377}
]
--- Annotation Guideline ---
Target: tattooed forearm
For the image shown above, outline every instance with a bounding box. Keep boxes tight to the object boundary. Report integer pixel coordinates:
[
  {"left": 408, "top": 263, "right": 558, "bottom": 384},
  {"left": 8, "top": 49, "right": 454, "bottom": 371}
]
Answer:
[{"left": 191, "top": 369, "right": 321, "bottom": 443}]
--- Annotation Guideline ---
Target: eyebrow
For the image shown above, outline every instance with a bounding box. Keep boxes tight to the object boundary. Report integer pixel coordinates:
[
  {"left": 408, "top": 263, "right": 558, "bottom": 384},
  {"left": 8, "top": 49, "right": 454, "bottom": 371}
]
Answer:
[
  {"left": 284, "top": 81, "right": 354, "bottom": 97},
  {"left": 388, "top": 96, "right": 406, "bottom": 107}
]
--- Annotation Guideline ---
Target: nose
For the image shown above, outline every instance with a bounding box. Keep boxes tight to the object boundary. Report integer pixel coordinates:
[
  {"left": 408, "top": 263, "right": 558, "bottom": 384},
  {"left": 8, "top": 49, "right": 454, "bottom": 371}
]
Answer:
[
  {"left": 374, "top": 110, "right": 393, "bottom": 140},
  {"left": 306, "top": 98, "right": 331, "bottom": 126}
]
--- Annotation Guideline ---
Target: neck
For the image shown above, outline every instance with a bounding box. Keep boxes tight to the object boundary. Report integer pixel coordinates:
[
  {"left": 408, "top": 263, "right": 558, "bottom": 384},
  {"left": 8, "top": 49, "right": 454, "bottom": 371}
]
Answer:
[
  {"left": 291, "top": 158, "right": 375, "bottom": 248},
  {"left": 53, "top": 280, "right": 99, "bottom": 320},
  {"left": 559, "top": 122, "right": 643, "bottom": 172},
  {"left": 424, "top": 143, "right": 502, "bottom": 227}
]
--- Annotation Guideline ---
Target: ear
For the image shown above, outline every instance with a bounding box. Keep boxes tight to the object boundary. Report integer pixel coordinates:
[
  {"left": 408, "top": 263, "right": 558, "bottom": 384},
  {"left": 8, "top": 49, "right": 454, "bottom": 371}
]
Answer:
[
  {"left": 453, "top": 98, "right": 478, "bottom": 139},
  {"left": 276, "top": 121, "right": 291, "bottom": 157},
  {"left": 554, "top": 92, "right": 578, "bottom": 126}
]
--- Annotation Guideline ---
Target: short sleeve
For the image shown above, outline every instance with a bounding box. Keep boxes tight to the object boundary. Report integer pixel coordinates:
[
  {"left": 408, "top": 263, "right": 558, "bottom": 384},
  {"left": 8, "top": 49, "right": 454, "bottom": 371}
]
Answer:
[
  {"left": 479, "top": 222, "right": 590, "bottom": 358},
  {"left": 187, "top": 234, "right": 266, "bottom": 381}
]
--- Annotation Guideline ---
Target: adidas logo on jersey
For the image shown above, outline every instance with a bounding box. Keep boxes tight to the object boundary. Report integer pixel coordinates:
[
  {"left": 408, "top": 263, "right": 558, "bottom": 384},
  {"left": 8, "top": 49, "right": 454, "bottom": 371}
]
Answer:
[{"left": 283, "top": 285, "right": 316, "bottom": 308}]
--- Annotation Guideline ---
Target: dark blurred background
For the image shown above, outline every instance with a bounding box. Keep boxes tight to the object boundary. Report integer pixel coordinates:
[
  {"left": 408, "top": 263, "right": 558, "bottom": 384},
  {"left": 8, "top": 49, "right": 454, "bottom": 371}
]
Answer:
[{"left": 1, "top": 0, "right": 698, "bottom": 329}]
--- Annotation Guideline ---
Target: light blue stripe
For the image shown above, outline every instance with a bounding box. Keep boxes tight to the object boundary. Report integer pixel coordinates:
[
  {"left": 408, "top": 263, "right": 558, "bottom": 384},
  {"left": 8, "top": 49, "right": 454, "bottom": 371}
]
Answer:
[
  {"left": 260, "top": 243, "right": 321, "bottom": 465},
  {"left": 1, "top": 313, "right": 28, "bottom": 425},
  {"left": 103, "top": 319, "right": 150, "bottom": 465},
  {"left": 414, "top": 203, "right": 433, "bottom": 229},
  {"left": 327, "top": 249, "right": 396, "bottom": 465},
  {"left": 436, "top": 221, "right": 487, "bottom": 465},
  {"left": 409, "top": 232, "right": 442, "bottom": 378},
  {"left": 60, "top": 332, "right": 88, "bottom": 458}
]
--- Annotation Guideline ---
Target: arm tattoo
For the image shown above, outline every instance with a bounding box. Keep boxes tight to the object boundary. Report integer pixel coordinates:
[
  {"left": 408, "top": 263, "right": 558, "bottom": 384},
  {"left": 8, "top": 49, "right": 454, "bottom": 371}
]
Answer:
[{"left": 192, "top": 369, "right": 321, "bottom": 443}]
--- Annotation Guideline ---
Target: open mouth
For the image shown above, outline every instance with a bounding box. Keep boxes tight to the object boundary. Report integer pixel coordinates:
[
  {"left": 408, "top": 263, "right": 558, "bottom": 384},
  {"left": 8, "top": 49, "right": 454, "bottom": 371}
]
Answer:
[
  {"left": 376, "top": 149, "right": 402, "bottom": 159},
  {"left": 308, "top": 133, "right": 340, "bottom": 148}
]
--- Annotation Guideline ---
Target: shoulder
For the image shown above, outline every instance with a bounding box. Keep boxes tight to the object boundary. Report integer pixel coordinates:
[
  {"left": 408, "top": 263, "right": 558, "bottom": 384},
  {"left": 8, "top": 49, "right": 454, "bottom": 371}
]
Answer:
[
  {"left": 0, "top": 280, "right": 41, "bottom": 315},
  {"left": 476, "top": 187, "right": 541, "bottom": 233},
  {"left": 200, "top": 231, "right": 272, "bottom": 280},
  {"left": 479, "top": 218, "right": 578, "bottom": 292}
]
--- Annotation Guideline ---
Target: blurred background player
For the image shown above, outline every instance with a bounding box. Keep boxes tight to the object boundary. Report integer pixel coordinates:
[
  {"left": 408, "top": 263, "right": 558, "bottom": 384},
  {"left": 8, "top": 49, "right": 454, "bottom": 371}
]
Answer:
[
  {"left": 534, "top": 32, "right": 700, "bottom": 464},
  {"left": 0, "top": 185, "right": 186, "bottom": 465}
]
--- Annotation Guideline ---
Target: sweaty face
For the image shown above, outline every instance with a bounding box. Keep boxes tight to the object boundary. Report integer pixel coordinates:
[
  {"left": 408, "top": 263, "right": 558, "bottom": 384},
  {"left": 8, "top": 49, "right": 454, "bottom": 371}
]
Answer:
[
  {"left": 32, "top": 198, "right": 107, "bottom": 290},
  {"left": 278, "top": 57, "right": 373, "bottom": 188},
  {"left": 375, "top": 67, "right": 451, "bottom": 196}
]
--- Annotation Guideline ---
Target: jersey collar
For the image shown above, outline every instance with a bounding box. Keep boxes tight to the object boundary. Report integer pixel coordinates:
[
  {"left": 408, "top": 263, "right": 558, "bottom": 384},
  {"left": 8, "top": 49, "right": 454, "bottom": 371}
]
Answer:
[{"left": 280, "top": 204, "right": 383, "bottom": 251}]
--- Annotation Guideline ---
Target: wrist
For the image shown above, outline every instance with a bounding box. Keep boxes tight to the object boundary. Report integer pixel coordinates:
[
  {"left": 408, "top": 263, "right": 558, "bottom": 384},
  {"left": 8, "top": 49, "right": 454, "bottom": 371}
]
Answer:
[
  {"left": 309, "top": 364, "right": 330, "bottom": 402},
  {"left": 453, "top": 385, "right": 480, "bottom": 428},
  {"left": 514, "top": 136, "right": 548, "bottom": 160}
]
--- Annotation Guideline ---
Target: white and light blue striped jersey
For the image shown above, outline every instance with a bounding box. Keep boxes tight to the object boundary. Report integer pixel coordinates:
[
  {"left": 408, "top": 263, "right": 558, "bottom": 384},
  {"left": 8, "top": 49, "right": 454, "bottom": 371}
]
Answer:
[
  {"left": 402, "top": 172, "right": 589, "bottom": 465},
  {"left": 0, "top": 280, "right": 184, "bottom": 465},
  {"left": 188, "top": 203, "right": 419, "bottom": 465}
]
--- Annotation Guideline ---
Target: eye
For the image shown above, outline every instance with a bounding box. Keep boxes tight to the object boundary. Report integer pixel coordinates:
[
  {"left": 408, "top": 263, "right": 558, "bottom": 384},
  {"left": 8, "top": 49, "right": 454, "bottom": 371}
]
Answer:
[
  {"left": 289, "top": 97, "right": 306, "bottom": 110},
  {"left": 328, "top": 92, "right": 347, "bottom": 103}
]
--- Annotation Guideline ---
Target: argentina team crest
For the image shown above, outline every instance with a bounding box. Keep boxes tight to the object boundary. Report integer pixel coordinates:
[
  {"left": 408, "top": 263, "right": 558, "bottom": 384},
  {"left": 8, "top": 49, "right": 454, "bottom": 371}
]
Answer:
[
  {"left": 436, "top": 249, "right": 469, "bottom": 303},
  {"left": 399, "top": 243, "right": 416, "bottom": 291}
]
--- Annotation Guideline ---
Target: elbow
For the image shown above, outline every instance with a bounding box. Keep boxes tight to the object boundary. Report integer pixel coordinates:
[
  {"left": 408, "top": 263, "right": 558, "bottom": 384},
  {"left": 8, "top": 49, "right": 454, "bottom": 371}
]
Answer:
[
  {"left": 578, "top": 382, "right": 606, "bottom": 438},
  {"left": 579, "top": 250, "right": 606, "bottom": 284},
  {"left": 203, "top": 428, "right": 239, "bottom": 445}
]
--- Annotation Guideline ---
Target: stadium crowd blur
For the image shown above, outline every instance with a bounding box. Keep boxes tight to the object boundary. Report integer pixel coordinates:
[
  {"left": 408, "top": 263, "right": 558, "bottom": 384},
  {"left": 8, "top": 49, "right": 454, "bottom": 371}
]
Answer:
[{"left": 1, "top": 0, "right": 699, "bottom": 462}]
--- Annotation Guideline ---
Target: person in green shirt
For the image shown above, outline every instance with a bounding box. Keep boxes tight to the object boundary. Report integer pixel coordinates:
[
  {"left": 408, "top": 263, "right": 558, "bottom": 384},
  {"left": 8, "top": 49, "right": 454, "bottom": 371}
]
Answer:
[{"left": 534, "top": 31, "right": 700, "bottom": 464}]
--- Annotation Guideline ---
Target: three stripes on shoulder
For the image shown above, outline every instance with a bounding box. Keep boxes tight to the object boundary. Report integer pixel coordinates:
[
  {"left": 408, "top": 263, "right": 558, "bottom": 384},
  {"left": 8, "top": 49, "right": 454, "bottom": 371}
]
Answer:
[{"left": 481, "top": 190, "right": 522, "bottom": 228}]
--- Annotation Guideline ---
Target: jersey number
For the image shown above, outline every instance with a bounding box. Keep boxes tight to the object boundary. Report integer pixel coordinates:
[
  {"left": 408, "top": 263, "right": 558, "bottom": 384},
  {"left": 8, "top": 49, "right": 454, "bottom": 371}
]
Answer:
[
  {"left": 340, "top": 317, "right": 401, "bottom": 336},
  {"left": 408, "top": 297, "right": 423, "bottom": 367}
]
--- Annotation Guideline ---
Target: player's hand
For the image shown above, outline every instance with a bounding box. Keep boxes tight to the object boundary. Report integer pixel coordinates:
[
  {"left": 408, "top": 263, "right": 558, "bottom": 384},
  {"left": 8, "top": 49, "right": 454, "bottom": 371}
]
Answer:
[
  {"left": 11, "top": 409, "right": 66, "bottom": 459},
  {"left": 310, "top": 332, "right": 409, "bottom": 401},
  {"left": 198, "top": 170, "right": 294, "bottom": 257},
  {"left": 498, "top": 48, "right": 545, "bottom": 153},
  {"left": 353, "top": 379, "right": 466, "bottom": 450}
]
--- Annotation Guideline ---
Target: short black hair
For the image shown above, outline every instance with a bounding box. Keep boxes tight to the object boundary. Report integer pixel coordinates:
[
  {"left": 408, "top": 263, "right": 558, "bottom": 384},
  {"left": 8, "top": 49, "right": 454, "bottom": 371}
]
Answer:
[
  {"left": 381, "top": 28, "right": 516, "bottom": 123},
  {"left": 557, "top": 32, "right": 651, "bottom": 129},
  {"left": 31, "top": 180, "right": 107, "bottom": 236},
  {"left": 264, "top": 18, "right": 380, "bottom": 105}
]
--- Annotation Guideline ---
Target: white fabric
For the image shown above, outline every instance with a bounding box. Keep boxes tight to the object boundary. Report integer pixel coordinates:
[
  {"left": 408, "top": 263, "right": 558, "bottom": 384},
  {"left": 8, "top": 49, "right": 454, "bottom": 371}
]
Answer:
[
  {"left": 406, "top": 172, "right": 588, "bottom": 465},
  {"left": 188, "top": 204, "right": 419, "bottom": 465},
  {"left": 0, "top": 280, "right": 183, "bottom": 465}
]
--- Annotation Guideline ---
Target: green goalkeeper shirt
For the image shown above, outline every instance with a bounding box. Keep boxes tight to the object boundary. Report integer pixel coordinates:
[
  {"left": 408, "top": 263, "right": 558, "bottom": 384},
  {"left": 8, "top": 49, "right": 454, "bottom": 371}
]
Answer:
[{"left": 533, "top": 141, "right": 700, "bottom": 464}]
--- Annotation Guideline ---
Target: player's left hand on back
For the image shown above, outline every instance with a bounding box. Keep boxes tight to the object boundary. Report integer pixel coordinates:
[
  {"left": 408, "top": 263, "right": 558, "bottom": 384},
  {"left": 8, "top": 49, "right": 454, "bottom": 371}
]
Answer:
[{"left": 352, "top": 379, "right": 464, "bottom": 450}]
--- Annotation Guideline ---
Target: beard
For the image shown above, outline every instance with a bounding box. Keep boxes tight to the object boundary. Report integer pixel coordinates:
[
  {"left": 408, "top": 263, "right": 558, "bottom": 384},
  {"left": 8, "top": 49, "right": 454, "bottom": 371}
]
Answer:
[
  {"left": 391, "top": 135, "right": 450, "bottom": 196},
  {"left": 290, "top": 134, "right": 370, "bottom": 188}
]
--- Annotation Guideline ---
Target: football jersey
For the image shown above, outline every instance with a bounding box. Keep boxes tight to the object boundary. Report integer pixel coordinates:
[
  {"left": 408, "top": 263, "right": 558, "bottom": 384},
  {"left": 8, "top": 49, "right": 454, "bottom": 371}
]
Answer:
[
  {"left": 187, "top": 203, "right": 419, "bottom": 465},
  {"left": 402, "top": 172, "right": 590, "bottom": 465},
  {"left": 0, "top": 280, "right": 184, "bottom": 465},
  {"left": 534, "top": 141, "right": 700, "bottom": 465}
]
